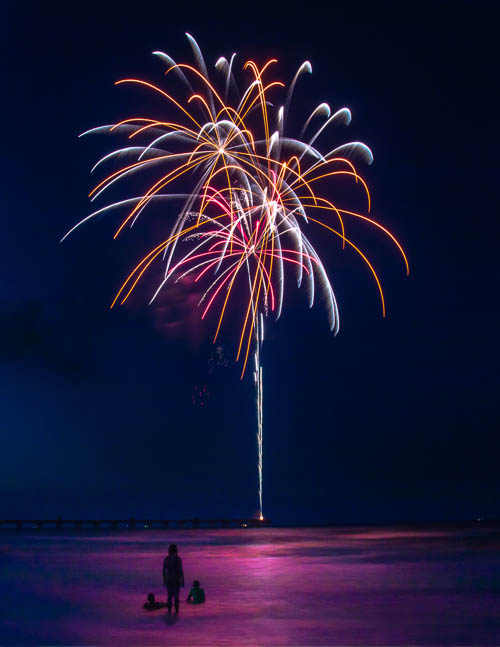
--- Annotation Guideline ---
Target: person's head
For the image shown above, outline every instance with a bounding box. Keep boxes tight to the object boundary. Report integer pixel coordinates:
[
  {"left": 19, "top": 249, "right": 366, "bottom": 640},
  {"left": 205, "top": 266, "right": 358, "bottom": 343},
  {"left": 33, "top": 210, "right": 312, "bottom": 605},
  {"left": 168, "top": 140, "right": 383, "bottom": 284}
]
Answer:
[
  {"left": 193, "top": 580, "right": 200, "bottom": 588},
  {"left": 147, "top": 593, "right": 155, "bottom": 603},
  {"left": 168, "top": 543, "right": 178, "bottom": 556}
]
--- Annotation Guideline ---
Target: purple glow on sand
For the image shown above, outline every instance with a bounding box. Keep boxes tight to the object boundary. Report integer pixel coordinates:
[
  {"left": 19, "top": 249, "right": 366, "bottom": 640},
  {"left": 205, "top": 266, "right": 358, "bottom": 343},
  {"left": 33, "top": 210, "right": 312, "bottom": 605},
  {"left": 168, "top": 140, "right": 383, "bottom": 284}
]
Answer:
[{"left": 1, "top": 525, "right": 499, "bottom": 645}]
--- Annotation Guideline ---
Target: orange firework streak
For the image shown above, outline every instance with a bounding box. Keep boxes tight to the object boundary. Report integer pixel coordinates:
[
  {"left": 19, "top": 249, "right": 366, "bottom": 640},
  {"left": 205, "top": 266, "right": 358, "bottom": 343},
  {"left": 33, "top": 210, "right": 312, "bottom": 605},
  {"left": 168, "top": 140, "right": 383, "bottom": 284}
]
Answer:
[{"left": 66, "top": 35, "right": 408, "bottom": 518}]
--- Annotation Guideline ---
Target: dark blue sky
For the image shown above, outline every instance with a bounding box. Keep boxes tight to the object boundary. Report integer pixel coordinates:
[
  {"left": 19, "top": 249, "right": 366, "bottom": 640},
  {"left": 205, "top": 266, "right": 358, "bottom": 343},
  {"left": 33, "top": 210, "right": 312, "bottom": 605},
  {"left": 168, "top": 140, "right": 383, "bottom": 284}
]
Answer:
[{"left": 2, "top": 1, "right": 499, "bottom": 523}]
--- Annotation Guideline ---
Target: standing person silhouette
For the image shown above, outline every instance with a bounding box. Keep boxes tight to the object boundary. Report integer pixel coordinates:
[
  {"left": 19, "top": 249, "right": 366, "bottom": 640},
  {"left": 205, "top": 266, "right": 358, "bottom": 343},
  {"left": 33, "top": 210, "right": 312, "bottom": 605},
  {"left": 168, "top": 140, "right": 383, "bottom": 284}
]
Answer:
[{"left": 162, "top": 544, "right": 184, "bottom": 614}]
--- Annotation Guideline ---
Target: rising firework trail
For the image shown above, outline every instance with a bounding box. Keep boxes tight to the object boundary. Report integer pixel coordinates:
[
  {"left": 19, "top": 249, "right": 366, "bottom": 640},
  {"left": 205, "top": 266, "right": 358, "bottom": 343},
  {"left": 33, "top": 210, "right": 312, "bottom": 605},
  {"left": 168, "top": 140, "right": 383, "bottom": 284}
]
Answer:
[{"left": 63, "top": 34, "right": 408, "bottom": 519}]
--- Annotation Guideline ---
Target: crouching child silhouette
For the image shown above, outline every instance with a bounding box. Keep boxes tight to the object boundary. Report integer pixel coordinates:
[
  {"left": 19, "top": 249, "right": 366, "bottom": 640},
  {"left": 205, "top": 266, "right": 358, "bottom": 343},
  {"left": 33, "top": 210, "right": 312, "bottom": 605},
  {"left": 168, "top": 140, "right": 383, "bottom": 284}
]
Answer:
[
  {"left": 186, "top": 580, "right": 206, "bottom": 604},
  {"left": 143, "top": 593, "right": 166, "bottom": 610}
]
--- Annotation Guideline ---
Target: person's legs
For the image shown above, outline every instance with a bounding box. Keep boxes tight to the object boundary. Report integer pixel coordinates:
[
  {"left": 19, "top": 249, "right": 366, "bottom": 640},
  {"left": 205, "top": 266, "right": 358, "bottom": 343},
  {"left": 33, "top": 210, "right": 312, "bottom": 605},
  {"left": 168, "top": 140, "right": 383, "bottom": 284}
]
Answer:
[
  {"left": 173, "top": 585, "right": 180, "bottom": 613},
  {"left": 166, "top": 583, "right": 174, "bottom": 612}
]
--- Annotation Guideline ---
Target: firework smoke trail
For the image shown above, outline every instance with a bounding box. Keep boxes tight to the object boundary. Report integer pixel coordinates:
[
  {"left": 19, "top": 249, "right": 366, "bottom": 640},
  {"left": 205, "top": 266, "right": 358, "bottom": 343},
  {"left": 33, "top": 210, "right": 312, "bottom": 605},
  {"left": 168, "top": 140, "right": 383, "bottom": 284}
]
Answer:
[
  {"left": 255, "top": 313, "right": 264, "bottom": 519},
  {"left": 64, "top": 34, "right": 408, "bottom": 519}
]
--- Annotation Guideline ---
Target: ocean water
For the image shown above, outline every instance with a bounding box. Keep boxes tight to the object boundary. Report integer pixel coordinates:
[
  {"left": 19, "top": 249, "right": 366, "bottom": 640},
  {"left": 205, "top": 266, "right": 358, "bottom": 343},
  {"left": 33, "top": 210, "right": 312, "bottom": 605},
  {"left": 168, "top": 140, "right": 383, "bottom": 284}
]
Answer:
[{"left": 1, "top": 524, "right": 499, "bottom": 645}]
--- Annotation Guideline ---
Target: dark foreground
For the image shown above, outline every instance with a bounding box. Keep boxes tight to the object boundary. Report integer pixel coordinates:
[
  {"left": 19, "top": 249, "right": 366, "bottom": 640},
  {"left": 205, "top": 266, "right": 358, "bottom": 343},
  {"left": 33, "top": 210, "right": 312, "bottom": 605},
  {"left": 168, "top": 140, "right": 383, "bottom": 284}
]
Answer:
[{"left": 1, "top": 524, "right": 499, "bottom": 645}]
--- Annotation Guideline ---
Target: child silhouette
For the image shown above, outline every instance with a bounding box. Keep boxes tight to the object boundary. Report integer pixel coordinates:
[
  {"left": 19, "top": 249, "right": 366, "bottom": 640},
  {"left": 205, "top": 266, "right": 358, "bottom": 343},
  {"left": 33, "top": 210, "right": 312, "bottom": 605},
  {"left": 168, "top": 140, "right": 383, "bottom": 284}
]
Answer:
[
  {"left": 143, "top": 593, "right": 166, "bottom": 610},
  {"left": 186, "top": 580, "right": 205, "bottom": 604}
]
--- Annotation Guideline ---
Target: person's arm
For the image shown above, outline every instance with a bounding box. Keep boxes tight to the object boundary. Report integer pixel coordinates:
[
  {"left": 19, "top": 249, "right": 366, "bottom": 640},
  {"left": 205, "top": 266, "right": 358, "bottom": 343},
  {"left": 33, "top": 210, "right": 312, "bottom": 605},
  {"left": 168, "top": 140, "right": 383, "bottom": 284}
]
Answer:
[
  {"left": 186, "top": 590, "right": 192, "bottom": 602},
  {"left": 162, "top": 557, "right": 167, "bottom": 584},
  {"left": 179, "top": 558, "right": 185, "bottom": 587}
]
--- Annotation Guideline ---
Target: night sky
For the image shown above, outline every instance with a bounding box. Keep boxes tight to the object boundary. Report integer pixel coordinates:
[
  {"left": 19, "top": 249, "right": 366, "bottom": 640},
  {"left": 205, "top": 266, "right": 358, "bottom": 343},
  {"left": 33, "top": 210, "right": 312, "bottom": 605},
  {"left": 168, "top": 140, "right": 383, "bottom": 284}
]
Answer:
[{"left": 3, "top": 2, "right": 499, "bottom": 524}]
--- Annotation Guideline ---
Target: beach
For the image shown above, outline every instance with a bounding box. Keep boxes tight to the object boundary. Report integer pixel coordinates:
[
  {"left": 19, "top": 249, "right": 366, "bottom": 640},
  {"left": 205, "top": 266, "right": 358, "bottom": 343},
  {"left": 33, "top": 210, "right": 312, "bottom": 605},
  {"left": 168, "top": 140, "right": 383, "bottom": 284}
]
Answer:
[{"left": 1, "top": 524, "right": 499, "bottom": 645}]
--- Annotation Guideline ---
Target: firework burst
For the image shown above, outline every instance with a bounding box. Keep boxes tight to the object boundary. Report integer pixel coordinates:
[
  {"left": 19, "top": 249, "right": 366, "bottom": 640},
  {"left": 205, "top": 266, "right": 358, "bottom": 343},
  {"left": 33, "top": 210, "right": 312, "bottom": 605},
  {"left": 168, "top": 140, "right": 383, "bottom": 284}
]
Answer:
[{"left": 64, "top": 34, "right": 408, "bottom": 518}]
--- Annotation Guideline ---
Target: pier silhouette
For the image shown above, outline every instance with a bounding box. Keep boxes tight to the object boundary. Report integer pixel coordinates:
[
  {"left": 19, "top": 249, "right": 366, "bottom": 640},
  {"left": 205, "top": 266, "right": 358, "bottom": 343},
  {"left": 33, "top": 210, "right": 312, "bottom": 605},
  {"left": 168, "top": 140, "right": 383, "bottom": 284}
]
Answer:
[{"left": 0, "top": 517, "right": 271, "bottom": 529}]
